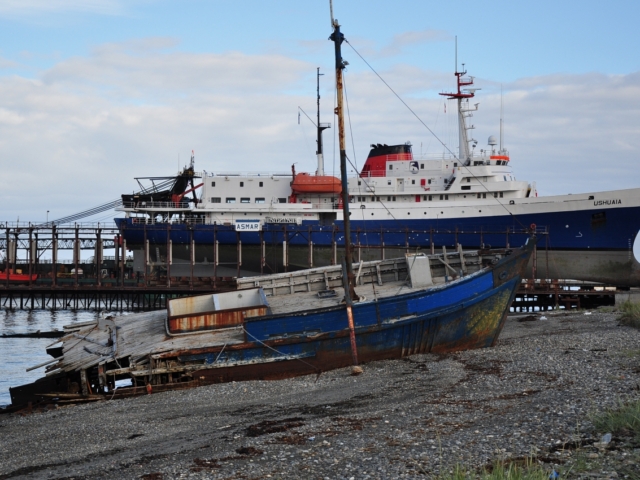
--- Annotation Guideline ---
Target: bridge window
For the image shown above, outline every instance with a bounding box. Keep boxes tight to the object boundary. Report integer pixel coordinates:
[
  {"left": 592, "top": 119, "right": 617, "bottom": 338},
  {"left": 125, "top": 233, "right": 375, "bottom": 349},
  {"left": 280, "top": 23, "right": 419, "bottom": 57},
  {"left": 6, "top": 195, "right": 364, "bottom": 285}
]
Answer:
[
  {"left": 225, "top": 198, "right": 236, "bottom": 203},
  {"left": 255, "top": 198, "right": 265, "bottom": 203},
  {"left": 211, "top": 181, "right": 216, "bottom": 187},
  {"left": 240, "top": 198, "right": 250, "bottom": 203},
  {"left": 211, "top": 197, "right": 221, "bottom": 203},
  {"left": 278, "top": 198, "right": 287, "bottom": 203}
]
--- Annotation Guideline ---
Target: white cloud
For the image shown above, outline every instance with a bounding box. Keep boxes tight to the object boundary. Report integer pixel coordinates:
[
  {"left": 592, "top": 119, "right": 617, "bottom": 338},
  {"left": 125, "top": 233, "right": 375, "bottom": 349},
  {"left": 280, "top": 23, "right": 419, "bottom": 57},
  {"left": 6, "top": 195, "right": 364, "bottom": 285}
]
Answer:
[
  {"left": 0, "top": 0, "right": 128, "bottom": 15},
  {"left": 0, "top": 41, "right": 638, "bottom": 223},
  {"left": 379, "top": 30, "right": 451, "bottom": 58}
]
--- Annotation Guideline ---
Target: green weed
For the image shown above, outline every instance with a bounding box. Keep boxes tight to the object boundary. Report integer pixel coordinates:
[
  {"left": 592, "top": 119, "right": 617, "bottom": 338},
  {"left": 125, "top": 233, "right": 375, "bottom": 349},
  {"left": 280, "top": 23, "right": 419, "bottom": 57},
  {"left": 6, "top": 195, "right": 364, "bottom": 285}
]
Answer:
[
  {"left": 590, "top": 398, "right": 640, "bottom": 442},
  {"left": 618, "top": 300, "right": 640, "bottom": 329},
  {"left": 439, "top": 459, "right": 550, "bottom": 480}
]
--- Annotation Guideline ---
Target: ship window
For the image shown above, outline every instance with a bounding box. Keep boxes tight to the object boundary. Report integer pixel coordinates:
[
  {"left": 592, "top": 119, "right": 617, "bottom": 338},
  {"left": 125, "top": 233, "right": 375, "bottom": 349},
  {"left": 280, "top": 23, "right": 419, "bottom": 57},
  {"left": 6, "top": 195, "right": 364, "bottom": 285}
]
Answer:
[
  {"left": 477, "top": 193, "right": 481, "bottom": 198},
  {"left": 461, "top": 186, "right": 470, "bottom": 190},
  {"left": 211, "top": 181, "right": 216, "bottom": 187},
  {"left": 439, "top": 195, "right": 444, "bottom": 200},
  {"left": 388, "top": 181, "right": 391, "bottom": 186},
  {"left": 211, "top": 197, "right": 221, "bottom": 203},
  {"left": 389, "top": 165, "right": 393, "bottom": 170},
  {"left": 467, "top": 177, "right": 471, "bottom": 183},
  {"left": 259, "top": 181, "right": 263, "bottom": 187},
  {"left": 423, "top": 195, "right": 427, "bottom": 201},
  {"left": 445, "top": 195, "right": 449, "bottom": 200},
  {"left": 420, "top": 163, "right": 424, "bottom": 169},
  {"left": 454, "top": 163, "right": 458, "bottom": 167},
  {"left": 240, "top": 182, "right": 244, "bottom": 187},
  {"left": 428, "top": 179, "right": 431, "bottom": 185},
  {"left": 504, "top": 176, "right": 507, "bottom": 181},
  {"left": 255, "top": 198, "right": 265, "bottom": 203},
  {"left": 358, "top": 181, "right": 361, "bottom": 185},
  {"left": 278, "top": 198, "right": 287, "bottom": 203},
  {"left": 483, "top": 193, "right": 486, "bottom": 198},
  {"left": 392, "top": 196, "right": 396, "bottom": 201},
  {"left": 500, "top": 192, "right": 503, "bottom": 198},
  {"left": 494, "top": 193, "right": 498, "bottom": 198},
  {"left": 428, "top": 195, "right": 432, "bottom": 201},
  {"left": 225, "top": 197, "right": 236, "bottom": 203},
  {"left": 411, "top": 180, "right": 415, "bottom": 185},
  {"left": 240, "top": 197, "right": 250, "bottom": 203},
  {"left": 387, "top": 196, "right": 391, "bottom": 201}
]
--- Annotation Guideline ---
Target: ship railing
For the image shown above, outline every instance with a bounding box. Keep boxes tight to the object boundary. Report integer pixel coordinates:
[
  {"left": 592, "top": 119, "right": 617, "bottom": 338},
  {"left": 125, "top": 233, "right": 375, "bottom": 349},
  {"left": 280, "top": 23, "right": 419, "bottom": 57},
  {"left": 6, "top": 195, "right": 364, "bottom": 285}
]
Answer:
[
  {"left": 121, "top": 201, "right": 191, "bottom": 210},
  {"left": 204, "top": 171, "right": 293, "bottom": 178},
  {"left": 129, "top": 217, "right": 207, "bottom": 225}
]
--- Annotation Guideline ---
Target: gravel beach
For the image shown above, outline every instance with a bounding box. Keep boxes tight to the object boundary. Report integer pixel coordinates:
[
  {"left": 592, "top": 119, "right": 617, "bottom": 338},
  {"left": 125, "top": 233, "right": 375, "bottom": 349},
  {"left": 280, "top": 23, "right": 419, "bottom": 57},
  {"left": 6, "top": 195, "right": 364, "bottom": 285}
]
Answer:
[{"left": 1, "top": 310, "right": 639, "bottom": 479}]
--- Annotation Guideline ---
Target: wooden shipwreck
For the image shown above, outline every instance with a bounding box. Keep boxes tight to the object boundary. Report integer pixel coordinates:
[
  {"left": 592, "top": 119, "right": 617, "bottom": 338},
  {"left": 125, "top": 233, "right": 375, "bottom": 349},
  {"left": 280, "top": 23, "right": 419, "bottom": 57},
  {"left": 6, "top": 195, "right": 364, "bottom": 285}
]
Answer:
[{"left": 10, "top": 241, "right": 534, "bottom": 407}]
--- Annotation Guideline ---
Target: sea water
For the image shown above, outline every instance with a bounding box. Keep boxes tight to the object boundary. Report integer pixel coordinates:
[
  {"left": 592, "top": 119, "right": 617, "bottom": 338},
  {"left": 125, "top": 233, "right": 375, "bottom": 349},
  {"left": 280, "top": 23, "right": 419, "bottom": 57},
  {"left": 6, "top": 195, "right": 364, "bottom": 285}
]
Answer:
[{"left": 0, "top": 309, "right": 103, "bottom": 407}]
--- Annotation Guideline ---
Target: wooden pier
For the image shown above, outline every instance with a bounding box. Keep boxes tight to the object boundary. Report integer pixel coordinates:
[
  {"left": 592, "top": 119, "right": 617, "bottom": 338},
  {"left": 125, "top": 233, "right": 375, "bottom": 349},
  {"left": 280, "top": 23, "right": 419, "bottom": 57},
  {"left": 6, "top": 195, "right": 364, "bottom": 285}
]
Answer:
[{"left": 0, "top": 222, "right": 620, "bottom": 312}]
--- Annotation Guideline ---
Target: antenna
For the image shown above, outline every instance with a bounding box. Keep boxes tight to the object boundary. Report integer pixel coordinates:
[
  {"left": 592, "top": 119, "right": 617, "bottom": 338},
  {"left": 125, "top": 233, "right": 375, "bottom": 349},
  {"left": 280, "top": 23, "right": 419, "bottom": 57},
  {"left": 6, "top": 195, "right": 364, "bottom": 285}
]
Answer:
[
  {"left": 330, "top": 0, "right": 335, "bottom": 25},
  {"left": 500, "top": 85, "right": 504, "bottom": 152},
  {"left": 455, "top": 36, "right": 457, "bottom": 72}
]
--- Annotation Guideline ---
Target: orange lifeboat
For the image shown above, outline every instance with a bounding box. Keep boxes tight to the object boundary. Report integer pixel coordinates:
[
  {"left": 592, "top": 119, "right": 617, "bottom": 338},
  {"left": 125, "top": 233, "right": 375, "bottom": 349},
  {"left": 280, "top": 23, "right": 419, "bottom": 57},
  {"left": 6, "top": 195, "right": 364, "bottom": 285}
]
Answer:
[{"left": 291, "top": 173, "right": 342, "bottom": 194}]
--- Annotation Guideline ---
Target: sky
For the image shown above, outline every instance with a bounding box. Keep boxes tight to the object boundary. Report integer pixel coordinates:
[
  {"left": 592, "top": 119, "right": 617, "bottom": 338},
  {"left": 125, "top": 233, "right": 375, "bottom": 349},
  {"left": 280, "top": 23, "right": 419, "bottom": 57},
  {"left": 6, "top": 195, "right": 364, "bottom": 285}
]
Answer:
[{"left": 0, "top": 0, "right": 639, "bottom": 225}]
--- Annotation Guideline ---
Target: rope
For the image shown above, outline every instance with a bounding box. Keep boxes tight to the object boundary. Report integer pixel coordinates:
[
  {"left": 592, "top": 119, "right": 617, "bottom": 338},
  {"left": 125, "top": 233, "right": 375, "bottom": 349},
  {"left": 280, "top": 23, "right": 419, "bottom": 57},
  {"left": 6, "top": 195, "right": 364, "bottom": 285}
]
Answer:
[{"left": 241, "top": 326, "right": 321, "bottom": 375}]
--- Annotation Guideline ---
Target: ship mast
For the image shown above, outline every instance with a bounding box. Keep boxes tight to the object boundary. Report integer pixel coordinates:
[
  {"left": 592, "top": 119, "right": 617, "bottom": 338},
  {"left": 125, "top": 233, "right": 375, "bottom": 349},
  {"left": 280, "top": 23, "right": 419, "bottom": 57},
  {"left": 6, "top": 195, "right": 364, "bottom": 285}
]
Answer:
[
  {"left": 316, "top": 68, "right": 331, "bottom": 176},
  {"left": 329, "top": 14, "right": 357, "bottom": 302},
  {"left": 440, "top": 63, "right": 479, "bottom": 165}
]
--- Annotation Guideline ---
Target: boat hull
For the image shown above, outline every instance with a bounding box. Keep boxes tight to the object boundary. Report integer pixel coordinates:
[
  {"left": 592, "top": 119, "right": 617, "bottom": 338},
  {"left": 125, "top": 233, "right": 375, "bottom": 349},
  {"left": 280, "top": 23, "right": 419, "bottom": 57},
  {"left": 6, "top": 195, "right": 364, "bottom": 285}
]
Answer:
[
  {"left": 185, "top": 278, "right": 518, "bottom": 383},
  {"left": 115, "top": 191, "right": 640, "bottom": 284},
  {"left": 157, "top": 243, "right": 531, "bottom": 384}
]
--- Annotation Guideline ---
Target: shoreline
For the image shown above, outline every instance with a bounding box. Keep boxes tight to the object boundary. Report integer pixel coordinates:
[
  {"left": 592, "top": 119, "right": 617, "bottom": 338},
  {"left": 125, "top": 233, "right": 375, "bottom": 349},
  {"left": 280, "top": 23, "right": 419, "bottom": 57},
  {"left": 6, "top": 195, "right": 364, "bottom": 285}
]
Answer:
[{"left": 1, "top": 310, "right": 639, "bottom": 479}]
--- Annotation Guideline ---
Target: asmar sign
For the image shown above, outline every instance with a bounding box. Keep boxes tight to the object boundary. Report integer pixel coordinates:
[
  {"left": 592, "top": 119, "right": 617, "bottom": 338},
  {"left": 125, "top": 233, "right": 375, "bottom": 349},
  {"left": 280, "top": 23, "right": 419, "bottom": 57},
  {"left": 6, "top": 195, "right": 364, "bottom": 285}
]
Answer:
[{"left": 235, "top": 220, "right": 261, "bottom": 232}]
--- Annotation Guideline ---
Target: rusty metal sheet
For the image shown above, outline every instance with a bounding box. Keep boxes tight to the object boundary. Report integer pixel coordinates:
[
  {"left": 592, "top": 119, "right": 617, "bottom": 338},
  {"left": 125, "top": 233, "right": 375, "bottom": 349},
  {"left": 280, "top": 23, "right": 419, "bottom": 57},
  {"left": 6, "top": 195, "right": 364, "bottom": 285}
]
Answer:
[{"left": 168, "top": 306, "right": 269, "bottom": 334}]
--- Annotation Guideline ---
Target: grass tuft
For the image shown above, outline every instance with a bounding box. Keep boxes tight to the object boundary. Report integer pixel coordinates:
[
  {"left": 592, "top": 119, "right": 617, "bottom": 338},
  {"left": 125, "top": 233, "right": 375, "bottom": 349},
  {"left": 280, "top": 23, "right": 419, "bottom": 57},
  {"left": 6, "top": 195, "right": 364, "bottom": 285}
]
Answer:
[
  {"left": 618, "top": 300, "right": 640, "bottom": 329},
  {"left": 590, "top": 399, "right": 640, "bottom": 442},
  {"left": 439, "top": 459, "right": 550, "bottom": 480}
]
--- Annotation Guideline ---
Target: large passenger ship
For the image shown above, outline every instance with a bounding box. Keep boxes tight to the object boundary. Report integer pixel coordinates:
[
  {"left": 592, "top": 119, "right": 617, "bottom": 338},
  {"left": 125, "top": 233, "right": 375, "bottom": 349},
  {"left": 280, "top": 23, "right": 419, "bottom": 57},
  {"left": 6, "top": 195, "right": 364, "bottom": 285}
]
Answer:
[{"left": 115, "top": 68, "right": 640, "bottom": 286}]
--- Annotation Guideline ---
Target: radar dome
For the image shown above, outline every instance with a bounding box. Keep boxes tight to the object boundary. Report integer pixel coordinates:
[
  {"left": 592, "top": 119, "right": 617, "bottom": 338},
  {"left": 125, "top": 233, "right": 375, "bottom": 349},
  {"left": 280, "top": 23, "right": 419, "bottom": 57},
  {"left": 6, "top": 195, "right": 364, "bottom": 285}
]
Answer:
[{"left": 488, "top": 135, "right": 498, "bottom": 146}]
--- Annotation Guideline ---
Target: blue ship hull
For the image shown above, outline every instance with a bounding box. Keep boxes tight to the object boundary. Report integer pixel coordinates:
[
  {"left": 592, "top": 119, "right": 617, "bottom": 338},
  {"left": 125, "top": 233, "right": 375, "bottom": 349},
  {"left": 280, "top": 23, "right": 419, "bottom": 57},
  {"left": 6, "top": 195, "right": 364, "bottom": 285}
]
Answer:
[{"left": 115, "top": 204, "right": 640, "bottom": 251}]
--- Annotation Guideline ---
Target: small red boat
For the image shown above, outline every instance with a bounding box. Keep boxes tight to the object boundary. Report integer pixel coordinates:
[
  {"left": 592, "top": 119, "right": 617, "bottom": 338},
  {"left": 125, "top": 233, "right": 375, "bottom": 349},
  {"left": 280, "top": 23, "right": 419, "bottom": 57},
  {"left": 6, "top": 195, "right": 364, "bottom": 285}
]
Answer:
[{"left": 2, "top": 269, "right": 38, "bottom": 283}]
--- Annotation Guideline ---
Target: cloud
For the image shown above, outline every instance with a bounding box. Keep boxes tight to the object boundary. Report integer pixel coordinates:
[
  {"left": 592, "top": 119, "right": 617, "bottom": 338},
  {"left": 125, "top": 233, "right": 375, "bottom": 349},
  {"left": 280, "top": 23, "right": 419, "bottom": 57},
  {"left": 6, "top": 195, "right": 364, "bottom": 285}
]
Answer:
[
  {"left": 41, "top": 39, "right": 310, "bottom": 100},
  {"left": 0, "top": 41, "right": 638, "bottom": 223},
  {"left": 379, "top": 30, "right": 451, "bottom": 58},
  {"left": 0, "top": 0, "right": 128, "bottom": 15}
]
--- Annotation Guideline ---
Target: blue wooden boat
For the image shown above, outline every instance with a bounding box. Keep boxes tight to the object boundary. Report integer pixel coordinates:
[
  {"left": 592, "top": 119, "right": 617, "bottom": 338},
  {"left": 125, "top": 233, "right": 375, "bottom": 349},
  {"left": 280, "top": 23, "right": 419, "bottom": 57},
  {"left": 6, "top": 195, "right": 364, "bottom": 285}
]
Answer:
[
  {"left": 11, "top": 240, "right": 533, "bottom": 406},
  {"left": 10, "top": 11, "right": 535, "bottom": 407}
]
